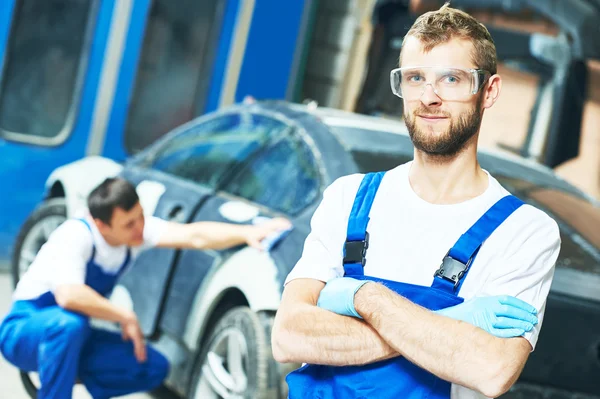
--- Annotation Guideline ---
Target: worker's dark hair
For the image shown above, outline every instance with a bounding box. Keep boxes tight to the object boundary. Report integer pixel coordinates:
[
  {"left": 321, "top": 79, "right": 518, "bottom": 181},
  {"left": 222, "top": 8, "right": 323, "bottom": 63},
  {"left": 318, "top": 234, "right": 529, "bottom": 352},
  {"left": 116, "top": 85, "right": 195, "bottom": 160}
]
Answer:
[{"left": 87, "top": 177, "right": 139, "bottom": 225}]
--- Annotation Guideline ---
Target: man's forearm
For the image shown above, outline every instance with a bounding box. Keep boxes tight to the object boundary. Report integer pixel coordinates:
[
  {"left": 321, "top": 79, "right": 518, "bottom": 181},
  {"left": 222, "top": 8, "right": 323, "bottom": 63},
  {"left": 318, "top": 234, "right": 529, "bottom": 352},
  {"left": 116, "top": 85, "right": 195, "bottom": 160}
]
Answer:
[
  {"left": 190, "top": 222, "right": 249, "bottom": 250},
  {"left": 272, "top": 302, "right": 398, "bottom": 366},
  {"left": 355, "top": 282, "right": 529, "bottom": 397},
  {"left": 54, "top": 284, "right": 134, "bottom": 324}
]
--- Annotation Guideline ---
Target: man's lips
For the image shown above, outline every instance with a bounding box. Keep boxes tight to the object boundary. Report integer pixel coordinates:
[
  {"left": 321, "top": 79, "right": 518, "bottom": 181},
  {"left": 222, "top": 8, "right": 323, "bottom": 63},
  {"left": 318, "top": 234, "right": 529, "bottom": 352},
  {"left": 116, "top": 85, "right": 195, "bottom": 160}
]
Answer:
[{"left": 417, "top": 114, "right": 448, "bottom": 122}]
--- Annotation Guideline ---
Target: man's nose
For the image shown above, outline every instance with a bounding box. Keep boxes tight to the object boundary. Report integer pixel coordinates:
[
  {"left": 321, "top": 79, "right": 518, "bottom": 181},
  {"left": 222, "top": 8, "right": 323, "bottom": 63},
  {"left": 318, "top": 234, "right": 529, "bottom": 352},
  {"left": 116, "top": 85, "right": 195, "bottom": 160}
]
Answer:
[{"left": 420, "top": 84, "right": 442, "bottom": 107}]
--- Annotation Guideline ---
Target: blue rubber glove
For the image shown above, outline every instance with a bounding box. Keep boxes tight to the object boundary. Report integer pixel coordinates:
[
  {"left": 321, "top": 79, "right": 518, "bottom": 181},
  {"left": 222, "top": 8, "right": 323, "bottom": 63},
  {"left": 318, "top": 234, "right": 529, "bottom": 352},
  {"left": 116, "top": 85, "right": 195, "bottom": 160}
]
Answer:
[
  {"left": 317, "top": 277, "right": 369, "bottom": 318},
  {"left": 436, "top": 295, "right": 538, "bottom": 338}
]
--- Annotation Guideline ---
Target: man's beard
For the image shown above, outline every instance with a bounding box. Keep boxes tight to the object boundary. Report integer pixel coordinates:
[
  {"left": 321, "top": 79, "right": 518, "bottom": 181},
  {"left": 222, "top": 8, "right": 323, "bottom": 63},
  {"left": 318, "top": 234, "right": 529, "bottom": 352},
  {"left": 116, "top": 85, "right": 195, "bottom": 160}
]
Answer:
[{"left": 404, "top": 101, "right": 483, "bottom": 159}]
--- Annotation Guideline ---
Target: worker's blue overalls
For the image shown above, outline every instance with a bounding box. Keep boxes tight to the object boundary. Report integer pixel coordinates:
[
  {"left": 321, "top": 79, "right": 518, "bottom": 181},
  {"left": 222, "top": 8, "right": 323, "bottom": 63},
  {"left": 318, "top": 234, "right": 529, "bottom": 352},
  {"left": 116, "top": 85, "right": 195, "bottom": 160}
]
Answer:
[
  {"left": 0, "top": 219, "right": 169, "bottom": 399},
  {"left": 286, "top": 171, "right": 524, "bottom": 398}
]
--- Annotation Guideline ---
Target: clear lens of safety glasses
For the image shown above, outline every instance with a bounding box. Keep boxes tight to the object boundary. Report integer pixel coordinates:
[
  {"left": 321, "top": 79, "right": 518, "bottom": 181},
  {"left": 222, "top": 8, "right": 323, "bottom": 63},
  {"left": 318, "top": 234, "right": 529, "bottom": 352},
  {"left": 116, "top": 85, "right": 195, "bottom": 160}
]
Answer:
[{"left": 390, "top": 67, "right": 489, "bottom": 101}]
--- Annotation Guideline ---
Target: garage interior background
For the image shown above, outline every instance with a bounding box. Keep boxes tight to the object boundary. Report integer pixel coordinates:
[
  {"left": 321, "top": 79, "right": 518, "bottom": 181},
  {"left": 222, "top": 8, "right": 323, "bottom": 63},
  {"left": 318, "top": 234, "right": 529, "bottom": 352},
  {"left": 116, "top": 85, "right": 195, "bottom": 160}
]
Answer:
[{"left": 298, "top": 0, "right": 600, "bottom": 201}]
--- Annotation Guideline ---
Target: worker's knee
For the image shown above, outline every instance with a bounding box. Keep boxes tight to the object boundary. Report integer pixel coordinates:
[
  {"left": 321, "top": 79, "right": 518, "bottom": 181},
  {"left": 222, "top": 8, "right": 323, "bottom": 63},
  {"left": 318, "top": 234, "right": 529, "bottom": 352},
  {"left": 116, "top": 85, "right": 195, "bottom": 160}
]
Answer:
[
  {"left": 147, "top": 348, "right": 170, "bottom": 382},
  {"left": 50, "top": 310, "right": 90, "bottom": 343}
]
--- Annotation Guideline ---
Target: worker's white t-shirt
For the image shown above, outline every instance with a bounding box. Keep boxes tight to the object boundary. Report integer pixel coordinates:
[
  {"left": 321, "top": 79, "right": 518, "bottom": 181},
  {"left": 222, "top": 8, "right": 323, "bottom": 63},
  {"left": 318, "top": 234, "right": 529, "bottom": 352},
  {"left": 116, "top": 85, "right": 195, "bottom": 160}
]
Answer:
[
  {"left": 13, "top": 210, "right": 167, "bottom": 301},
  {"left": 285, "top": 162, "right": 561, "bottom": 399}
]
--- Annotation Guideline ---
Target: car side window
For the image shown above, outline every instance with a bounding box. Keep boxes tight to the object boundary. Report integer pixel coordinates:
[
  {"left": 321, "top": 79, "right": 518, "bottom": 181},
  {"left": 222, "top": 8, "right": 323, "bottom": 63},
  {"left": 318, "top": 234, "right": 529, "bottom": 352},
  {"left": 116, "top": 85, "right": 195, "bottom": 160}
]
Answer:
[
  {"left": 123, "top": 0, "right": 221, "bottom": 154},
  {"left": 0, "top": 0, "right": 93, "bottom": 144},
  {"left": 225, "top": 133, "right": 321, "bottom": 215},
  {"left": 149, "top": 113, "right": 288, "bottom": 189}
]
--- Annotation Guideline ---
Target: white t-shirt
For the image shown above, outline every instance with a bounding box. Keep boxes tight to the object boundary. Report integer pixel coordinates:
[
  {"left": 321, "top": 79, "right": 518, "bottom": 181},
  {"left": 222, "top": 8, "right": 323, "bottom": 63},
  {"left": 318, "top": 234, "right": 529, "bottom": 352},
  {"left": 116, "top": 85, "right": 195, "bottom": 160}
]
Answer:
[
  {"left": 13, "top": 210, "right": 167, "bottom": 301},
  {"left": 285, "top": 162, "right": 561, "bottom": 399}
]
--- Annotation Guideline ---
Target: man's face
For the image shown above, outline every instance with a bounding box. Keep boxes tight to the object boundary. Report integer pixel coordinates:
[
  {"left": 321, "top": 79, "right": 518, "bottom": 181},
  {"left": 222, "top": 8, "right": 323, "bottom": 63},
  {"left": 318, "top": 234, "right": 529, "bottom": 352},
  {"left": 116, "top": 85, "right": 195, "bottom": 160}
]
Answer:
[
  {"left": 97, "top": 202, "right": 146, "bottom": 247},
  {"left": 400, "top": 37, "right": 487, "bottom": 158}
]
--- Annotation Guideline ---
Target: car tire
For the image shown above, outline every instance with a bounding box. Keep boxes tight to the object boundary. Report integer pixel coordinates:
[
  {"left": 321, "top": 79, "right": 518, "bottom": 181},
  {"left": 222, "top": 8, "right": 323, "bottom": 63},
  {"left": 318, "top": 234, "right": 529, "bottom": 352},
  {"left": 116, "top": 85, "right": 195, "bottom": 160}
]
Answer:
[
  {"left": 258, "top": 311, "right": 300, "bottom": 399},
  {"left": 11, "top": 198, "right": 67, "bottom": 288},
  {"left": 187, "top": 307, "right": 271, "bottom": 399},
  {"left": 19, "top": 371, "right": 38, "bottom": 399}
]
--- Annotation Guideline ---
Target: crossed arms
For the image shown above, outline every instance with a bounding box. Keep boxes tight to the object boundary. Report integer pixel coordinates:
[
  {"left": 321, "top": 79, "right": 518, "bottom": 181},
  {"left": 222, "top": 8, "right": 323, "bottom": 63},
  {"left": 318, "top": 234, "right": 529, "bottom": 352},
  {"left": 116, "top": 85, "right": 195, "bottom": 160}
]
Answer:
[{"left": 272, "top": 278, "right": 532, "bottom": 398}]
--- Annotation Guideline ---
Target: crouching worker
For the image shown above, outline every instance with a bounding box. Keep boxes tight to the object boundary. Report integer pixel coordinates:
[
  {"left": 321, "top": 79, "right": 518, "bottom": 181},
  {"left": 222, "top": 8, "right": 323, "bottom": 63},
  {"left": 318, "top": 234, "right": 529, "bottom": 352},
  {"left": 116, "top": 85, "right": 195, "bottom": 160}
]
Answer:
[{"left": 0, "top": 177, "right": 290, "bottom": 399}]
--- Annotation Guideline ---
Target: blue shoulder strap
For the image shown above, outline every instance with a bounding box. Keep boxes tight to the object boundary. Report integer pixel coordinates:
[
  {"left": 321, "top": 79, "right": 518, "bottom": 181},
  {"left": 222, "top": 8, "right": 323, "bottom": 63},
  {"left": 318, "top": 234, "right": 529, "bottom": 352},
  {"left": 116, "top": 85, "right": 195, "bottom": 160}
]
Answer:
[
  {"left": 343, "top": 172, "right": 386, "bottom": 276},
  {"left": 78, "top": 218, "right": 96, "bottom": 264},
  {"left": 432, "top": 195, "right": 525, "bottom": 294},
  {"left": 77, "top": 218, "right": 131, "bottom": 271},
  {"left": 118, "top": 248, "right": 132, "bottom": 275}
]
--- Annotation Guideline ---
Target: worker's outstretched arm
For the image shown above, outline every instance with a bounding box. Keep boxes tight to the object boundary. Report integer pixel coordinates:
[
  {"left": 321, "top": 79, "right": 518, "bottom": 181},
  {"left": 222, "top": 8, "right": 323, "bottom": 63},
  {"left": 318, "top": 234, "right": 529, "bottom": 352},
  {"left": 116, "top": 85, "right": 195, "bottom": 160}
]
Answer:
[
  {"left": 271, "top": 278, "right": 398, "bottom": 366},
  {"left": 156, "top": 218, "right": 291, "bottom": 251}
]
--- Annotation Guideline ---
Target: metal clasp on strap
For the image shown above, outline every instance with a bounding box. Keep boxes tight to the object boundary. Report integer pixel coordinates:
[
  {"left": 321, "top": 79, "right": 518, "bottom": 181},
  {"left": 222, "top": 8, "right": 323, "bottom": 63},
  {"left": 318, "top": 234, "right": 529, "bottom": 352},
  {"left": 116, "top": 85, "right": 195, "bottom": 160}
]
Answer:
[
  {"left": 433, "top": 252, "right": 472, "bottom": 289},
  {"left": 343, "top": 231, "right": 369, "bottom": 267}
]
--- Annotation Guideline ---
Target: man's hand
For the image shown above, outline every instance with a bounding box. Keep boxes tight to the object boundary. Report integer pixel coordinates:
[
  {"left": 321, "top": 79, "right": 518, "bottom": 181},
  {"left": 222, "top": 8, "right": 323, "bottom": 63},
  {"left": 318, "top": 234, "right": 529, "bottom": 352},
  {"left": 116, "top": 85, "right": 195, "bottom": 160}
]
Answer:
[
  {"left": 318, "top": 278, "right": 538, "bottom": 339},
  {"left": 316, "top": 277, "right": 369, "bottom": 318},
  {"left": 272, "top": 278, "right": 399, "bottom": 366},
  {"left": 121, "top": 312, "right": 147, "bottom": 363},
  {"left": 436, "top": 295, "right": 538, "bottom": 338},
  {"left": 353, "top": 282, "right": 534, "bottom": 397},
  {"left": 245, "top": 217, "right": 292, "bottom": 250}
]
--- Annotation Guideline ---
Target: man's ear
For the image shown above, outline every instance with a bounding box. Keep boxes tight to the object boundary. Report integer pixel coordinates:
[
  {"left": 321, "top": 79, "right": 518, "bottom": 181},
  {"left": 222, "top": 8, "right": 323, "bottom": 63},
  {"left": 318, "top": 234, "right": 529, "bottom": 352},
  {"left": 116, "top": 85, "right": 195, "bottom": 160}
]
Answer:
[
  {"left": 94, "top": 218, "right": 110, "bottom": 233},
  {"left": 482, "top": 74, "right": 502, "bottom": 110}
]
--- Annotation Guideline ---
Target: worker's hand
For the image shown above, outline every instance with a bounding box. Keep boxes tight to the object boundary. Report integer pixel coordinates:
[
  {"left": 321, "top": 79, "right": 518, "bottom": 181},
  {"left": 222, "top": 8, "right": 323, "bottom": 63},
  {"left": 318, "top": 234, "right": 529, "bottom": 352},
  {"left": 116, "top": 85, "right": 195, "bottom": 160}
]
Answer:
[
  {"left": 121, "top": 313, "right": 147, "bottom": 363},
  {"left": 245, "top": 217, "right": 292, "bottom": 250},
  {"left": 317, "top": 277, "right": 370, "bottom": 318},
  {"left": 436, "top": 295, "right": 539, "bottom": 338}
]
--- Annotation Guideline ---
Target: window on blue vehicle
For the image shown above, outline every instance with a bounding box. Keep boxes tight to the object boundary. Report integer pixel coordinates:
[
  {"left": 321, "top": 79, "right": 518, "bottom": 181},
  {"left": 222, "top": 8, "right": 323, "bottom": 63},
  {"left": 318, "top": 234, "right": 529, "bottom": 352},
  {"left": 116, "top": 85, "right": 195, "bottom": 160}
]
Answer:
[
  {"left": 124, "top": 0, "right": 220, "bottom": 153},
  {"left": 225, "top": 133, "right": 321, "bottom": 215},
  {"left": 0, "top": 0, "right": 92, "bottom": 143},
  {"left": 149, "top": 113, "right": 290, "bottom": 189}
]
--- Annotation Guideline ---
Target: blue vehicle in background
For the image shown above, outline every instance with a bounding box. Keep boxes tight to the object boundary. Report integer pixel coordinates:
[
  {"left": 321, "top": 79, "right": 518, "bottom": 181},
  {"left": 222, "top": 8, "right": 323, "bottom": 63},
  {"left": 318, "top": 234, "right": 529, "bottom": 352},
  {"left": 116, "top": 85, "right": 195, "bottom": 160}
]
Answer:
[{"left": 0, "top": 0, "right": 315, "bottom": 262}]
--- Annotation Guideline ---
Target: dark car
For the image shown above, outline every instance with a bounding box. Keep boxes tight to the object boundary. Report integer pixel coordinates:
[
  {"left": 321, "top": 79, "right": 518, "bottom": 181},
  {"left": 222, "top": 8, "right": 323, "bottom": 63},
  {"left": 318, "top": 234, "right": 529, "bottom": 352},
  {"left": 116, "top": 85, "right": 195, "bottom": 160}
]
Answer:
[{"left": 12, "top": 101, "right": 600, "bottom": 398}]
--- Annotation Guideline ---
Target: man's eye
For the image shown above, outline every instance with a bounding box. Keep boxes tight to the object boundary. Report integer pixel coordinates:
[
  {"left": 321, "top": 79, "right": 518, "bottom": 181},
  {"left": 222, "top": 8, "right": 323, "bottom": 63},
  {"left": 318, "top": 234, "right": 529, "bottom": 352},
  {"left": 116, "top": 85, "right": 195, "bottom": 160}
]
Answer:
[
  {"left": 442, "top": 75, "right": 460, "bottom": 84},
  {"left": 406, "top": 75, "right": 423, "bottom": 83}
]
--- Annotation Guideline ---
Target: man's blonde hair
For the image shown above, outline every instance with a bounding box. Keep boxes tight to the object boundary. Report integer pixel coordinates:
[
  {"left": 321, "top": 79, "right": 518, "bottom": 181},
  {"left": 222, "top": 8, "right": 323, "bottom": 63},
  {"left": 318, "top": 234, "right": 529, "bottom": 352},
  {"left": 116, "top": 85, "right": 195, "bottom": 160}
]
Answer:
[{"left": 400, "top": 2, "right": 497, "bottom": 74}]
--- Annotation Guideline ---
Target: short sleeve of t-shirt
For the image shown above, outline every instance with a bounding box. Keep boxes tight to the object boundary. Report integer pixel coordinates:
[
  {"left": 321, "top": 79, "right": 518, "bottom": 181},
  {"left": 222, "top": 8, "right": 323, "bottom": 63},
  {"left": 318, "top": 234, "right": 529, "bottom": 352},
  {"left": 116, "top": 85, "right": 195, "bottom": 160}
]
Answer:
[
  {"left": 142, "top": 216, "right": 168, "bottom": 247},
  {"left": 285, "top": 174, "right": 364, "bottom": 285},
  {"left": 477, "top": 206, "right": 561, "bottom": 350},
  {"left": 44, "top": 220, "right": 93, "bottom": 290}
]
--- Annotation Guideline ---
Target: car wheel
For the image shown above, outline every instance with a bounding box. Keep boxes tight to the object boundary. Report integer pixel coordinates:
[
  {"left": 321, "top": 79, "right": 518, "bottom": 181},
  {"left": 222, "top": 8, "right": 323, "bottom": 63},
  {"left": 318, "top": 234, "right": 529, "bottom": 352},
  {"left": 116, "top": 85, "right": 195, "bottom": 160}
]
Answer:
[
  {"left": 11, "top": 198, "right": 67, "bottom": 288},
  {"left": 188, "top": 307, "right": 271, "bottom": 399},
  {"left": 259, "top": 311, "right": 300, "bottom": 398}
]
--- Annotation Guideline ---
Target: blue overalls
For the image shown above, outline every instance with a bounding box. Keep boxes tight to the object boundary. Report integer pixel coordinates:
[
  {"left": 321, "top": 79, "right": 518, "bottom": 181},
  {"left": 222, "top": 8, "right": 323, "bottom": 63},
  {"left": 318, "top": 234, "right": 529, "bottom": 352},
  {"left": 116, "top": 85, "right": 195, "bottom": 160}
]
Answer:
[
  {"left": 0, "top": 219, "right": 169, "bottom": 399},
  {"left": 286, "top": 172, "right": 524, "bottom": 399}
]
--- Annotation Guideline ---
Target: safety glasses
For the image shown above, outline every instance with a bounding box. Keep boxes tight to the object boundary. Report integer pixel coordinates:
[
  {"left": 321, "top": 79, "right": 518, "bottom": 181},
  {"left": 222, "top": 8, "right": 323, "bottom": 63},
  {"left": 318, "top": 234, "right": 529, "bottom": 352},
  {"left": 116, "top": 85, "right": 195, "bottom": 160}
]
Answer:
[{"left": 390, "top": 66, "right": 490, "bottom": 101}]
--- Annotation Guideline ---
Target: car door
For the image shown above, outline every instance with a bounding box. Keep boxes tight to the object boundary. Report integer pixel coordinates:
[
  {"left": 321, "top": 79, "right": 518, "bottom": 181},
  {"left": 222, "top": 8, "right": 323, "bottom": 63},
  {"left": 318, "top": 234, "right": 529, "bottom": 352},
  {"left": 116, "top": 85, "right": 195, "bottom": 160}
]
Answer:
[
  {"left": 156, "top": 113, "right": 323, "bottom": 339},
  {"left": 117, "top": 111, "right": 272, "bottom": 336}
]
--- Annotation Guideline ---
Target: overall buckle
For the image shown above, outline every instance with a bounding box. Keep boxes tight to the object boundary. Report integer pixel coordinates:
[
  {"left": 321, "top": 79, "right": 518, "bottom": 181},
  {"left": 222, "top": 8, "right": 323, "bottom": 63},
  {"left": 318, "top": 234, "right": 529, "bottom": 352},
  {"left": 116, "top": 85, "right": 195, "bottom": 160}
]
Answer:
[
  {"left": 343, "top": 232, "right": 369, "bottom": 267},
  {"left": 433, "top": 252, "right": 472, "bottom": 289}
]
